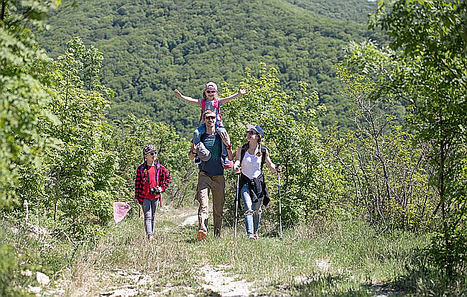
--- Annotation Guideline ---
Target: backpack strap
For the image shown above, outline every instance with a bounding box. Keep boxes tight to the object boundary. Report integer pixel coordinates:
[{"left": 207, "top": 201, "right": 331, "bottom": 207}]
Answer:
[
  {"left": 240, "top": 143, "right": 248, "bottom": 164},
  {"left": 260, "top": 145, "right": 267, "bottom": 170},
  {"left": 200, "top": 99, "right": 206, "bottom": 122},
  {"left": 240, "top": 144, "right": 267, "bottom": 170},
  {"left": 213, "top": 98, "right": 222, "bottom": 121},
  {"left": 143, "top": 163, "right": 163, "bottom": 206},
  {"left": 155, "top": 163, "right": 161, "bottom": 187},
  {"left": 199, "top": 98, "right": 222, "bottom": 122},
  {"left": 155, "top": 163, "right": 162, "bottom": 207}
]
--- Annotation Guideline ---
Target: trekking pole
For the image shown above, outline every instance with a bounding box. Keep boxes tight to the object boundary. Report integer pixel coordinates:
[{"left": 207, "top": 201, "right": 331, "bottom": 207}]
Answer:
[
  {"left": 277, "top": 162, "right": 283, "bottom": 240},
  {"left": 234, "top": 172, "right": 240, "bottom": 238}
]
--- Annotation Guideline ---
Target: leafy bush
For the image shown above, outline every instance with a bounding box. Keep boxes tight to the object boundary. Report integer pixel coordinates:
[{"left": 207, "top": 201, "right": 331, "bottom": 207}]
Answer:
[
  {"left": 0, "top": 0, "right": 58, "bottom": 208},
  {"left": 334, "top": 42, "right": 434, "bottom": 230},
  {"left": 223, "top": 64, "right": 347, "bottom": 226},
  {"left": 0, "top": 244, "right": 30, "bottom": 297},
  {"left": 108, "top": 114, "right": 195, "bottom": 207}
]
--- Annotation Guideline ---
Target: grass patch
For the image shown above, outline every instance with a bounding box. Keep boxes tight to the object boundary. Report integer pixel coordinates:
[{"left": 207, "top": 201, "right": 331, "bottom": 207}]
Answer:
[
  {"left": 50, "top": 206, "right": 431, "bottom": 296},
  {"left": 0, "top": 213, "right": 77, "bottom": 296},
  {"left": 6, "top": 205, "right": 461, "bottom": 296}
]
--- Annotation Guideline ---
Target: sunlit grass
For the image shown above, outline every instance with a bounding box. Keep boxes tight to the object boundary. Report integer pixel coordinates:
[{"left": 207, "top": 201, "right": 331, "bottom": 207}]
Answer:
[
  {"left": 57, "top": 206, "right": 429, "bottom": 296},
  {"left": 0, "top": 205, "right": 433, "bottom": 296}
]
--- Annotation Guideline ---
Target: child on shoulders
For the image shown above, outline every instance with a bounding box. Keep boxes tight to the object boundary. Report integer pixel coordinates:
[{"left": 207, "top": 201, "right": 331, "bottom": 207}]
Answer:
[{"left": 174, "top": 82, "right": 247, "bottom": 168}]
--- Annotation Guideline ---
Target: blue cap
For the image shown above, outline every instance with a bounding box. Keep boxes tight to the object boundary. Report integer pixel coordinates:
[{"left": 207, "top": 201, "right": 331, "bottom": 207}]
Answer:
[{"left": 247, "top": 124, "right": 264, "bottom": 137}]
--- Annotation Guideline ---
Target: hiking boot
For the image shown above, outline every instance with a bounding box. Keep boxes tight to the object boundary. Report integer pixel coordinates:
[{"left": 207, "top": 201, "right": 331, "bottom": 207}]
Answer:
[
  {"left": 196, "top": 230, "right": 207, "bottom": 241},
  {"left": 248, "top": 234, "right": 256, "bottom": 240}
]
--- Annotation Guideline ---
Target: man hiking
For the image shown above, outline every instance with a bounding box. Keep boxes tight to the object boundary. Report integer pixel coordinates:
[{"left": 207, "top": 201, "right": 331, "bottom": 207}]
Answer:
[
  {"left": 175, "top": 81, "right": 247, "bottom": 168},
  {"left": 188, "top": 110, "right": 233, "bottom": 241}
]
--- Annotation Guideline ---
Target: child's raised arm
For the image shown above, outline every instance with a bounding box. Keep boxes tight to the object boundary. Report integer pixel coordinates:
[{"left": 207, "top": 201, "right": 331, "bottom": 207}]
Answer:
[
  {"left": 174, "top": 89, "right": 201, "bottom": 105},
  {"left": 219, "top": 87, "right": 248, "bottom": 103}
]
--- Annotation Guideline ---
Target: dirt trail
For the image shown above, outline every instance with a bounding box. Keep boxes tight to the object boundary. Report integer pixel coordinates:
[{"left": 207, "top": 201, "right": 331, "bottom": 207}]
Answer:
[
  {"left": 37, "top": 206, "right": 400, "bottom": 297},
  {"left": 200, "top": 264, "right": 252, "bottom": 297}
]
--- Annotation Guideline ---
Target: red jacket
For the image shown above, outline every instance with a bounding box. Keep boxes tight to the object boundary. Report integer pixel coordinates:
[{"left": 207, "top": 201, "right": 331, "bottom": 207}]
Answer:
[{"left": 134, "top": 162, "right": 171, "bottom": 205}]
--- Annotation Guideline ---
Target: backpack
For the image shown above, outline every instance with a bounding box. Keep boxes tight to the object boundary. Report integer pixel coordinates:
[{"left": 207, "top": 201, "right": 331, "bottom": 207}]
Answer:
[
  {"left": 199, "top": 98, "right": 222, "bottom": 122},
  {"left": 239, "top": 144, "right": 270, "bottom": 207},
  {"left": 240, "top": 143, "right": 267, "bottom": 170}
]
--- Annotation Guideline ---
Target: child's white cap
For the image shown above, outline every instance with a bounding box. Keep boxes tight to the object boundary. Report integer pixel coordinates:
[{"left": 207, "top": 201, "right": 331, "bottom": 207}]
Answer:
[{"left": 205, "top": 82, "right": 218, "bottom": 91}]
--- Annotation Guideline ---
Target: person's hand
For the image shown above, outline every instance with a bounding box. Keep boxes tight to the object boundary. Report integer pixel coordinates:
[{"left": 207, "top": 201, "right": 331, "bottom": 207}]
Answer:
[
  {"left": 276, "top": 165, "right": 282, "bottom": 173},
  {"left": 188, "top": 146, "right": 198, "bottom": 159},
  {"left": 219, "top": 131, "right": 230, "bottom": 146},
  {"left": 174, "top": 89, "right": 182, "bottom": 98},
  {"left": 239, "top": 87, "right": 248, "bottom": 95},
  {"left": 234, "top": 164, "right": 241, "bottom": 174}
]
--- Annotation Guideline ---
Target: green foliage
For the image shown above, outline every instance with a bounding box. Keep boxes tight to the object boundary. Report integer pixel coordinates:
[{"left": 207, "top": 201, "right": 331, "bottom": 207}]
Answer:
[
  {"left": 108, "top": 115, "right": 195, "bottom": 206},
  {"left": 0, "top": 0, "right": 59, "bottom": 208},
  {"left": 0, "top": 244, "right": 31, "bottom": 297},
  {"left": 370, "top": 0, "right": 466, "bottom": 278},
  {"left": 223, "top": 64, "right": 346, "bottom": 226},
  {"left": 38, "top": 0, "right": 382, "bottom": 135},
  {"left": 29, "top": 37, "right": 117, "bottom": 240},
  {"left": 285, "top": 0, "right": 377, "bottom": 23},
  {"left": 335, "top": 42, "right": 433, "bottom": 230}
]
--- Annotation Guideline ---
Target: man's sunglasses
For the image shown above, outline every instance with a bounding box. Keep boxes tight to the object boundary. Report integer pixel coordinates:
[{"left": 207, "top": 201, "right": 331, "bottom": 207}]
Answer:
[
  {"left": 147, "top": 151, "right": 157, "bottom": 156},
  {"left": 206, "top": 90, "right": 216, "bottom": 94},
  {"left": 205, "top": 116, "right": 216, "bottom": 120}
]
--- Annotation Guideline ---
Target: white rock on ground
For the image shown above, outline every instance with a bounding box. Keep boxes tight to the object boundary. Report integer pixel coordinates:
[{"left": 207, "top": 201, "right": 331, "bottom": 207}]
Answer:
[
  {"left": 36, "top": 271, "right": 50, "bottom": 286},
  {"left": 315, "top": 259, "right": 330, "bottom": 271},
  {"left": 180, "top": 215, "right": 198, "bottom": 226},
  {"left": 28, "top": 286, "right": 42, "bottom": 294}
]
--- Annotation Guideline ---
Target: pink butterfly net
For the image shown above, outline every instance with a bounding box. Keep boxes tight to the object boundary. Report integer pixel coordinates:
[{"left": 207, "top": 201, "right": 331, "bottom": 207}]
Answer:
[{"left": 113, "top": 202, "right": 131, "bottom": 224}]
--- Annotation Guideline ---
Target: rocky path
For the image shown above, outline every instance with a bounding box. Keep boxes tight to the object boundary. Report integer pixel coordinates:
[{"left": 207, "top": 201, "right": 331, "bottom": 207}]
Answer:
[
  {"left": 34, "top": 206, "right": 403, "bottom": 297},
  {"left": 40, "top": 207, "right": 253, "bottom": 297},
  {"left": 200, "top": 264, "right": 252, "bottom": 297}
]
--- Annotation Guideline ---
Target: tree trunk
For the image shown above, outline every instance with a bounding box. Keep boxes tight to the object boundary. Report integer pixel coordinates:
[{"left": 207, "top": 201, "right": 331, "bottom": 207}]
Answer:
[
  {"left": 438, "top": 115, "right": 451, "bottom": 277},
  {"left": 1, "top": 1, "right": 6, "bottom": 23},
  {"left": 54, "top": 199, "right": 58, "bottom": 221}
]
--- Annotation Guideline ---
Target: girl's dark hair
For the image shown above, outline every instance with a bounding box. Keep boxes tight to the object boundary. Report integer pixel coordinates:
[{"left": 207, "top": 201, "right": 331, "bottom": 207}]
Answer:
[
  {"left": 244, "top": 135, "right": 263, "bottom": 157},
  {"left": 202, "top": 91, "right": 218, "bottom": 101},
  {"left": 202, "top": 87, "right": 218, "bottom": 101}
]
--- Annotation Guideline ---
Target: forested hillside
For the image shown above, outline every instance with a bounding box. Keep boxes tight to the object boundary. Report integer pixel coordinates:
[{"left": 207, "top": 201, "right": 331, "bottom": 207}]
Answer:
[
  {"left": 285, "top": 0, "right": 376, "bottom": 23},
  {"left": 39, "top": 0, "right": 378, "bottom": 135}
]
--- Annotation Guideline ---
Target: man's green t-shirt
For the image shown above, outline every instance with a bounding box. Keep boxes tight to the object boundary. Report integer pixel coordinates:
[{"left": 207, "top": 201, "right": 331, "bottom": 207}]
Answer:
[{"left": 199, "top": 133, "right": 224, "bottom": 176}]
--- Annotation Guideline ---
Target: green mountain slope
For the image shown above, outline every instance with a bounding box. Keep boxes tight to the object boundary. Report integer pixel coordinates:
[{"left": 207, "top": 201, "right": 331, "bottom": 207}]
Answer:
[
  {"left": 39, "top": 0, "right": 379, "bottom": 135},
  {"left": 285, "top": 0, "right": 376, "bottom": 23}
]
